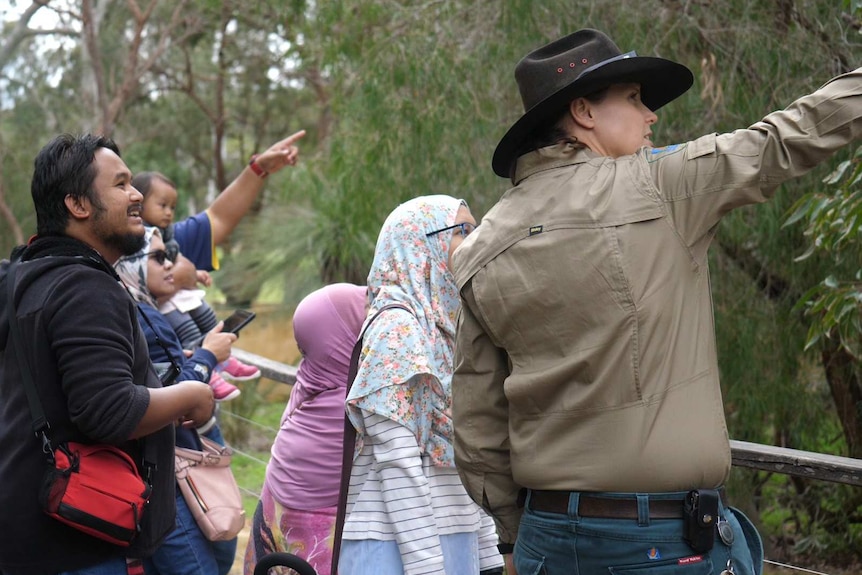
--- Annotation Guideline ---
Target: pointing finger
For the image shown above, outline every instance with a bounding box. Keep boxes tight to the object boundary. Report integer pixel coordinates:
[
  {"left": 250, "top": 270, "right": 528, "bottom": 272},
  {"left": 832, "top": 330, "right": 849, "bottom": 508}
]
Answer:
[{"left": 281, "top": 129, "right": 306, "bottom": 147}]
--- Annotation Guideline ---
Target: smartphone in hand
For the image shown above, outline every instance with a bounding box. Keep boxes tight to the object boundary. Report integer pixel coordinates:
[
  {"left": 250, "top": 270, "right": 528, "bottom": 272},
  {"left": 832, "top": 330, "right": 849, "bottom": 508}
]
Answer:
[{"left": 222, "top": 309, "right": 256, "bottom": 335}]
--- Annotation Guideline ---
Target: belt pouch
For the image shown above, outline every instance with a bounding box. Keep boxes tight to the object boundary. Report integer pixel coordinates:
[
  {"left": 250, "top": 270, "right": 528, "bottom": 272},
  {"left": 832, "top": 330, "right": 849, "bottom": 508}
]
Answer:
[{"left": 683, "top": 489, "right": 718, "bottom": 553}]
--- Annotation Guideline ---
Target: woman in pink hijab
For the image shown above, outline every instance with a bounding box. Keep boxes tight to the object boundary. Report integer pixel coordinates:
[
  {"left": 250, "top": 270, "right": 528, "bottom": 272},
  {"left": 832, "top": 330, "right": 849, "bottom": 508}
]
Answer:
[{"left": 243, "top": 283, "right": 368, "bottom": 575}]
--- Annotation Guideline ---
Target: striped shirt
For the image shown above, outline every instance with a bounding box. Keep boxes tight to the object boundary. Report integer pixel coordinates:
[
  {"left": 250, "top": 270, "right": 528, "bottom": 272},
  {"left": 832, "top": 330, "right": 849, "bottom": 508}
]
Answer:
[{"left": 343, "top": 411, "right": 502, "bottom": 574}]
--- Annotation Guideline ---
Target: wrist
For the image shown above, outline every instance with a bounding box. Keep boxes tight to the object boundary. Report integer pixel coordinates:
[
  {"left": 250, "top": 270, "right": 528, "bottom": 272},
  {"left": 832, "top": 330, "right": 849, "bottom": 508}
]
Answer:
[{"left": 248, "top": 154, "right": 268, "bottom": 178}]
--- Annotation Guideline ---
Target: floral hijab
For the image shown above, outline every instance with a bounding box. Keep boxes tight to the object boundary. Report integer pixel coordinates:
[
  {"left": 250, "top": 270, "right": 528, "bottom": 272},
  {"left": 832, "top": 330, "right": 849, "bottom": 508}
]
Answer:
[
  {"left": 346, "top": 195, "right": 463, "bottom": 467},
  {"left": 115, "top": 226, "right": 159, "bottom": 307}
]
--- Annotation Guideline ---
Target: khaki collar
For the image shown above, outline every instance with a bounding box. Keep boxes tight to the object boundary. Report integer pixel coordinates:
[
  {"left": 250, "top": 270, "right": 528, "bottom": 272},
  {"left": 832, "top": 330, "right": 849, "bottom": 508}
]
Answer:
[{"left": 512, "top": 143, "right": 598, "bottom": 185}]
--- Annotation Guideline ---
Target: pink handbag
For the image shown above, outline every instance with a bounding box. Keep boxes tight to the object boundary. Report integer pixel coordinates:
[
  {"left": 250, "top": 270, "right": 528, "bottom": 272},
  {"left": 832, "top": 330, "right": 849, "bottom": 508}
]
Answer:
[{"left": 174, "top": 435, "right": 245, "bottom": 541}]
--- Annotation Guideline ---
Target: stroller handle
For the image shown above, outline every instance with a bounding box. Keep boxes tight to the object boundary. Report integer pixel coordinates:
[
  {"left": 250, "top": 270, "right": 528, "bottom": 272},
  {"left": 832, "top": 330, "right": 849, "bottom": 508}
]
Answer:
[{"left": 253, "top": 552, "right": 318, "bottom": 575}]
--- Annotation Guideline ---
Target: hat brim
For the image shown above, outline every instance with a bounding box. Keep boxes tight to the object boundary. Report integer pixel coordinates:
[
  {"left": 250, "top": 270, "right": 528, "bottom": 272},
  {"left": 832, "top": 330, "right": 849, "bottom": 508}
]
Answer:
[{"left": 492, "top": 56, "right": 693, "bottom": 178}]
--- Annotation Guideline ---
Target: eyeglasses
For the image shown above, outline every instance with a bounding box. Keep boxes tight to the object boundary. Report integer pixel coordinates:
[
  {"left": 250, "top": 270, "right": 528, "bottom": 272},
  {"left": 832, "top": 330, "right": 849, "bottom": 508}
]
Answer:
[
  {"left": 147, "top": 249, "right": 173, "bottom": 265},
  {"left": 426, "top": 222, "right": 477, "bottom": 238}
]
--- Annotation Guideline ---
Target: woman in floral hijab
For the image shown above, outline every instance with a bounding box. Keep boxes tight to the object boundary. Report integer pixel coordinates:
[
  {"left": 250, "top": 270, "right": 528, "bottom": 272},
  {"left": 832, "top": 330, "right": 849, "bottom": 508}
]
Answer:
[{"left": 341, "top": 196, "right": 503, "bottom": 575}]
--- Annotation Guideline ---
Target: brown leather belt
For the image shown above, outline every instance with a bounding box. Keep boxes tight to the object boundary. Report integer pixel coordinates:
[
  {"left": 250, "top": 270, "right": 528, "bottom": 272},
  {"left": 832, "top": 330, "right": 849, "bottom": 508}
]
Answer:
[{"left": 528, "top": 490, "right": 725, "bottom": 520}]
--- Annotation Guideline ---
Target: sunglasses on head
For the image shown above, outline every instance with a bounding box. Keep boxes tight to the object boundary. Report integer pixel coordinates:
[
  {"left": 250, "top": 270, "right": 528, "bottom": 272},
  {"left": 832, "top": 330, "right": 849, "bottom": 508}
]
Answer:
[{"left": 426, "top": 222, "right": 477, "bottom": 238}]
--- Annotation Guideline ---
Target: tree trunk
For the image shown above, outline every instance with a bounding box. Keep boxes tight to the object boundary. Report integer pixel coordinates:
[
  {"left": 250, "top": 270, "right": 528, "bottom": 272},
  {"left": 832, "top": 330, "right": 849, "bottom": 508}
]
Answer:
[
  {"left": 0, "top": 1, "right": 50, "bottom": 70},
  {"left": 821, "top": 338, "right": 862, "bottom": 459},
  {"left": 0, "top": 175, "right": 25, "bottom": 246},
  {"left": 212, "top": 3, "right": 230, "bottom": 192},
  {"left": 717, "top": 237, "right": 862, "bottom": 458}
]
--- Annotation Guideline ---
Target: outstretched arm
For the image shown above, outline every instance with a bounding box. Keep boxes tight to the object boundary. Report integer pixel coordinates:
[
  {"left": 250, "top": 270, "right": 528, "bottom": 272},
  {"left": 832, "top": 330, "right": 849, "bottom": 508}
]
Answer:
[{"left": 207, "top": 129, "right": 306, "bottom": 245}]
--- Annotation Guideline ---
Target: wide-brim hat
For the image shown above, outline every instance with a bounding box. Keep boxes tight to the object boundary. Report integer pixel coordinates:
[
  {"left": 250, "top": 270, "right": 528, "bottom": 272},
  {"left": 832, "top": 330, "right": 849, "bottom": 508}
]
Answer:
[{"left": 492, "top": 29, "right": 694, "bottom": 178}]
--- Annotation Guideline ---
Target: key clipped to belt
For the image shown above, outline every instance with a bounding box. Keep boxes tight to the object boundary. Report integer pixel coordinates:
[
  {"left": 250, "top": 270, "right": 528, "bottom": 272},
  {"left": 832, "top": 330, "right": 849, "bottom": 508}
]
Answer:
[
  {"left": 683, "top": 489, "right": 719, "bottom": 553},
  {"left": 717, "top": 520, "right": 736, "bottom": 575}
]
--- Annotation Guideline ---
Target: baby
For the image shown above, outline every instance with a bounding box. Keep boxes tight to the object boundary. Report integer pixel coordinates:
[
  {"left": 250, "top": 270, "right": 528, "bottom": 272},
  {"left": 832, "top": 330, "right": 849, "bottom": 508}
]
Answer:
[{"left": 134, "top": 171, "right": 261, "bottom": 401}]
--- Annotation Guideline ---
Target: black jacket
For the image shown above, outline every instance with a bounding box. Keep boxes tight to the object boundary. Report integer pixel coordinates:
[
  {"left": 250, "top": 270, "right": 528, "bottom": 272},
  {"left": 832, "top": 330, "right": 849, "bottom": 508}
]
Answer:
[{"left": 0, "top": 237, "right": 176, "bottom": 575}]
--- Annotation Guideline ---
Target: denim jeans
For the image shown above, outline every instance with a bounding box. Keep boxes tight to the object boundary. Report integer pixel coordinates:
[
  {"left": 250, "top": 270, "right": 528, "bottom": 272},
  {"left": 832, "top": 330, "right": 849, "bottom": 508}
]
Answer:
[
  {"left": 145, "top": 420, "right": 235, "bottom": 575},
  {"left": 143, "top": 491, "right": 237, "bottom": 575},
  {"left": 515, "top": 490, "right": 763, "bottom": 575},
  {"left": 60, "top": 427, "right": 235, "bottom": 575},
  {"left": 58, "top": 557, "right": 129, "bottom": 575}
]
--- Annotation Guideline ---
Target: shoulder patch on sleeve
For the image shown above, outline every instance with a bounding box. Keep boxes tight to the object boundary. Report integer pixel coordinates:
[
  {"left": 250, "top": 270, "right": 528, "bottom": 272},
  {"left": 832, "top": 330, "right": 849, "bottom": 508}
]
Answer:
[
  {"left": 647, "top": 143, "right": 687, "bottom": 163},
  {"left": 687, "top": 133, "right": 717, "bottom": 159}
]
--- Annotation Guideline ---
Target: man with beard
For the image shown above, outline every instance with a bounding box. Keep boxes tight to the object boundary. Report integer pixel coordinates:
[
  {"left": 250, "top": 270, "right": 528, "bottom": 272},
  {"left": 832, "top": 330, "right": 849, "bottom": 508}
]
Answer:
[{"left": 0, "top": 134, "right": 216, "bottom": 575}]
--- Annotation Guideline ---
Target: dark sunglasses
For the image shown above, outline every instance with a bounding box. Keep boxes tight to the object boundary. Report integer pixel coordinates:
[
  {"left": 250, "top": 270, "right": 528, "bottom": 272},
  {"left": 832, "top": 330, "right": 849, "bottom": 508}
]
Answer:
[
  {"left": 426, "top": 222, "right": 477, "bottom": 238},
  {"left": 147, "top": 249, "right": 173, "bottom": 265}
]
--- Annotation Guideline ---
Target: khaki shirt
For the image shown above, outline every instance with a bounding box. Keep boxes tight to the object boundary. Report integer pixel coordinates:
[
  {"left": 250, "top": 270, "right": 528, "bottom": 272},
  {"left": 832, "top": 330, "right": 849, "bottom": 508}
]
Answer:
[{"left": 451, "top": 69, "right": 862, "bottom": 543}]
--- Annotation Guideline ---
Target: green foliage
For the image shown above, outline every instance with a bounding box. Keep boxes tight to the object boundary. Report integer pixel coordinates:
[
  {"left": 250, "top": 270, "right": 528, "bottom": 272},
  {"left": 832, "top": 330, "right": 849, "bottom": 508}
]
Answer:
[
  {"left": 710, "top": 241, "right": 839, "bottom": 453},
  {"left": 260, "top": 0, "right": 724, "bottom": 291},
  {"left": 3, "top": 0, "right": 862, "bottom": 564},
  {"left": 755, "top": 473, "right": 862, "bottom": 563},
  {"left": 220, "top": 380, "right": 287, "bottom": 518},
  {"left": 787, "top": 151, "right": 862, "bottom": 359}
]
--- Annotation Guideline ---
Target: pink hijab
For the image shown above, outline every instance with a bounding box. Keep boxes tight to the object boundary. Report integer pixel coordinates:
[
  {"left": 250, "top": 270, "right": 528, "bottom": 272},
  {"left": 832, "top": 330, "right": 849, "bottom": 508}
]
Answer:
[
  {"left": 289, "top": 283, "right": 368, "bottom": 412},
  {"left": 265, "top": 283, "right": 368, "bottom": 509}
]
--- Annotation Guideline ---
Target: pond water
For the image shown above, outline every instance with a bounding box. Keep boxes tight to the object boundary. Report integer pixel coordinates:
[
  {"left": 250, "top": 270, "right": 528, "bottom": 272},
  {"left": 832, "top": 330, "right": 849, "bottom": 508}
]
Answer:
[
  {"left": 215, "top": 303, "right": 299, "bottom": 403},
  {"left": 220, "top": 304, "right": 300, "bottom": 366}
]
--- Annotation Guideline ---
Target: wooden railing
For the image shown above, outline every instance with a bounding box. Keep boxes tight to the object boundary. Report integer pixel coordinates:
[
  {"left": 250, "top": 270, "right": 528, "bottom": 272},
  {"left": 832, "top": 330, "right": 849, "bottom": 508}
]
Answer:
[
  {"left": 232, "top": 348, "right": 862, "bottom": 487},
  {"left": 730, "top": 440, "right": 862, "bottom": 486}
]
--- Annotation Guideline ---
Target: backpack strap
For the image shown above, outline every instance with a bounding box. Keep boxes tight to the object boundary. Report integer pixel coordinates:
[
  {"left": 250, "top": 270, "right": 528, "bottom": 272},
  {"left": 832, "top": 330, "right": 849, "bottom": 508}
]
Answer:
[{"left": 330, "top": 303, "right": 412, "bottom": 575}]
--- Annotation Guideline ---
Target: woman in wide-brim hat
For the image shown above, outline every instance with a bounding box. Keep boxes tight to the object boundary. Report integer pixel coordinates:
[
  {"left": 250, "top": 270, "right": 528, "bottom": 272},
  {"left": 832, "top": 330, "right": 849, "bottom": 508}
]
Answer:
[
  {"left": 492, "top": 28, "right": 693, "bottom": 179},
  {"left": 446, "top": 23, "right": 862, "bottom": 575}
]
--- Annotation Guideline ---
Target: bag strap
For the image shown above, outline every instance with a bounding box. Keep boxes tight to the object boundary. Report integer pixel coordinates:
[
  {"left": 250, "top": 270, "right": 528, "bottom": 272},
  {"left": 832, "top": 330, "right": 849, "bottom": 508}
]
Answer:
[
  {"left": 330, "top": 303, "right": 412, "bottom": 575},
  {"left": 134, "top": 303, "right": 181, "bottom": 386},
  {"left": 5, "top": 260, "right": 53, "bottom": 454},
  {"left": 5, "top": 258, "right": 156, "bottom": 478}
]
